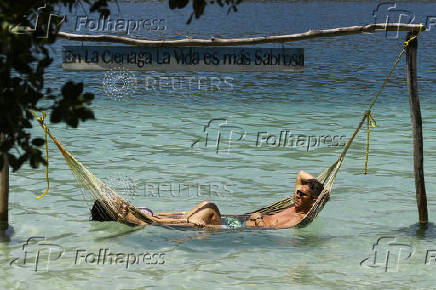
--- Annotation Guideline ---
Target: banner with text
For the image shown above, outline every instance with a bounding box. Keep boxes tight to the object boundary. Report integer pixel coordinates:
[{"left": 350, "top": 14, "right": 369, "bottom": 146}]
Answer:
[{"left": 63, "top": 46, "right": 304, "bottom": 72}]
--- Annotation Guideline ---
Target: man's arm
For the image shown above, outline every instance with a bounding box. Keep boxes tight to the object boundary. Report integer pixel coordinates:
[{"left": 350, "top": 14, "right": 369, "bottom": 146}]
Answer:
[
  {"left": 245, "top": 211, "right": 302, "bottom": 229},
  {"left": 245, "top": 212, "right": 263, "bottom": 227},
  {"left": 293, "top": 170, "right": 314, "bottom": 196},
  {"left": 246, "top": 171, "right": 315, "bottom": 228}
]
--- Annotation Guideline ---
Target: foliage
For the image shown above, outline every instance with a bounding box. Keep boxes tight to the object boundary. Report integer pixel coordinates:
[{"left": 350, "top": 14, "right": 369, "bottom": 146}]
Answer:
[
  {"left": 0, "top": 0, "right": 110, "bottom": 171},
  {"left": 0, "top": 0, "right": 240, "bottom": 172},
  {"left": 169, "top": 0, "right": 241, "bottom": 24}
]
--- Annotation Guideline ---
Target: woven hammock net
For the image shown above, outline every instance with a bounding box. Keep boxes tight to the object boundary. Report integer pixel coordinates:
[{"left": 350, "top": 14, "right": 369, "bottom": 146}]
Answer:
[
  {"left": 38, "top": 109, "right": 369, "bottom": 228},
  {"left": 44, "top": 128, "right": 153, "bottom": 225}
]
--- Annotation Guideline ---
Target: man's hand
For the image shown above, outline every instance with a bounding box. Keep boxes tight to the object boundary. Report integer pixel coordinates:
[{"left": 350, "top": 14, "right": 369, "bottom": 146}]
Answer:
[
  {"left": 293, "top": 170, "right": 315, "bottom": 197},
  {"left": 297, "top": 170, "right": 314, "bottom": 183},
  {"left": 246, "top": 212, "right": 265, "bottom": 227}
]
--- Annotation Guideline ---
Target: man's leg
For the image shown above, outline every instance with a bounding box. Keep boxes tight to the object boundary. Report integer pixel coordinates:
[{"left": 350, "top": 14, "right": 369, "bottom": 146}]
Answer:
[
  {"left": 183, "top": 201, "right": 222, "bottom": 226},
  {"left": 153, "top": 201, "right": 219, "bottom": 220},
  {"left": 114, "top": 200, "right": 222, "bottom": 226}
]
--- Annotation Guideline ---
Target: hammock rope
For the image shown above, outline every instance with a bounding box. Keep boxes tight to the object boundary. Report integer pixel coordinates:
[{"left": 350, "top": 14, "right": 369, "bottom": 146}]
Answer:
[
  {"left": 249, "top": 25, "right": 424, "bottom": 225},
  {"left": 30, "top": 110, "right": 50, "bottom": 199},
  {"left": 30, "top": 25, "right": 424, "bottom": 227},
  {"left": 33, "top": 117, "right": 153, "bottom": 224},
  {"left": 363, "top": 24, "right": 423, "bottom": 174}
]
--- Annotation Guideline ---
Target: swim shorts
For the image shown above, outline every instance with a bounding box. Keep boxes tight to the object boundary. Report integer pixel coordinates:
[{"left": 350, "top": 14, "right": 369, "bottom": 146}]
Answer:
[{"left": 222, "top": 217, "right": 244, "bottom": 229}]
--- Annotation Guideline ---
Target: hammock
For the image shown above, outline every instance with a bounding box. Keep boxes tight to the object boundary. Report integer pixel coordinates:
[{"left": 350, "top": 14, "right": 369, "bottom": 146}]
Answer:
[
  {"left": 35, "top": 106, "right": 366, "bottom": 228},
  {"left": 31, "top": 29, "right": 422, "bottom": 228},
  {"left": 41, "top": 126, "right": 154, "bottom": 225}
]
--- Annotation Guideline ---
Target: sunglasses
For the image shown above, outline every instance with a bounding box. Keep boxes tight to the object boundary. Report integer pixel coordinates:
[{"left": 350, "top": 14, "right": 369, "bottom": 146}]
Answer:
[{"left": 296, "top": 190, "right": 311, "bottom": 198}]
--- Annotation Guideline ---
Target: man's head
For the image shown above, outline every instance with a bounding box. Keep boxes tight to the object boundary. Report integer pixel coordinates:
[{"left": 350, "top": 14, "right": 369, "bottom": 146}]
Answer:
[
  {"left": 304, "top": 179, "right": 324, "bottom": 198},
  {"left": 294, "top": 179, "right": 324, "bottom": 210}
]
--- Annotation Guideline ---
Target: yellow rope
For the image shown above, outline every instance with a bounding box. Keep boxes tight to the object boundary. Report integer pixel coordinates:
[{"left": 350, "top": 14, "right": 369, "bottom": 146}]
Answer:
[
  {"left": 364, "top": 112, "right": 376, "bottom": 174},
  {"left": 363, "top": 24, "right": 423, "bottom": 174},
  {"left": 30, "top": 109, "right": 50, "bottom": 199}
]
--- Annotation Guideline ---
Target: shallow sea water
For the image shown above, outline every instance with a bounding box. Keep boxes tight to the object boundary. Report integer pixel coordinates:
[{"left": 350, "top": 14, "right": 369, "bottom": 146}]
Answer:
[{"left": 2, "top": 1, "right": 436, "bottom": 289}]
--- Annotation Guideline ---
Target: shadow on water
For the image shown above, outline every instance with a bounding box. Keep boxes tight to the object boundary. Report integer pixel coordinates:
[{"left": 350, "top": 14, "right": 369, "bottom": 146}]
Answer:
[
  {"left": 395, "top": 222, "right": 436, "bottom": 239},
  {"left": 88, "top": 221, "right": 146, "bottom": 242},
  {"left": 0, "top": 225, "right": 14, "bottom": 244},
  {"left": 88, "top": 220, "right": 333, "bottom": 252}
]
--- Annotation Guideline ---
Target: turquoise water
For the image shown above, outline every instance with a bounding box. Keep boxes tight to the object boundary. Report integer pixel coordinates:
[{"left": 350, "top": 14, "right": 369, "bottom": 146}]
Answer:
[{"left": 2, "top": 1, "right": 436, "bottom": 289}]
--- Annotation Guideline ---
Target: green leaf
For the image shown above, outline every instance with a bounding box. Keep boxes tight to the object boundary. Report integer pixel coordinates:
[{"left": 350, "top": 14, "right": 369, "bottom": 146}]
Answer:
[
  {"left": 31, "top": 138, "right": 45, "bottom": 146},
  {"left": 169, "top": 0, "right": 189, "bottom": 9}
]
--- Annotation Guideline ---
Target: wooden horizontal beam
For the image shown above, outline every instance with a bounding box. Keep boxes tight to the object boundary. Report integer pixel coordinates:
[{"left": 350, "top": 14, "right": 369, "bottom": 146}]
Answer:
[{"left": 57, "top": 23, "right": 425, "bottom": 47}]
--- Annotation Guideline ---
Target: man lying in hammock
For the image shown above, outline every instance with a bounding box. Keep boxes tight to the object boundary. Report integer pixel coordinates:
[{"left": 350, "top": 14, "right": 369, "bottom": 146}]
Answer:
[{"left": 92, "top": 170, "right": 324, "bottom": 229}]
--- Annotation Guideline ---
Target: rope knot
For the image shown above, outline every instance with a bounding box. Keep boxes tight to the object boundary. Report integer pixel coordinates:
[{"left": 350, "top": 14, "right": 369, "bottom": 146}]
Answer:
[{"left": 403, "top": 23, "right": 424, "bottom": 48}]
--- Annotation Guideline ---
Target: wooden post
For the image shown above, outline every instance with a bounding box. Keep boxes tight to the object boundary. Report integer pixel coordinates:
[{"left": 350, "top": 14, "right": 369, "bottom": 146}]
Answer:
[
  {"left": 0, "top": 134, "right": 9, "bottom": 231},
  {"left": 406, "top": 32, "right": 428, "bottom": 225}
]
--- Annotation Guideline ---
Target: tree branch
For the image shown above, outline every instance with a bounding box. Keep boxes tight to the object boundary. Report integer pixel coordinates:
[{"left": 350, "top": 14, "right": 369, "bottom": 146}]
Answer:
[{"left": 57, "top": 23, "right": 425, "bottom": 47}]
